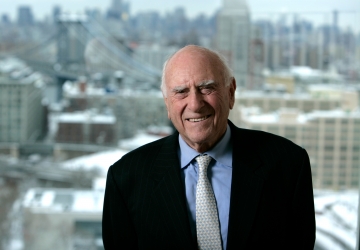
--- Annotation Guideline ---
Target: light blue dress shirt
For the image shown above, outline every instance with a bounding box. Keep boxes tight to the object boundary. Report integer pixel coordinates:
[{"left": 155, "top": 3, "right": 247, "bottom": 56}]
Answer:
[{"left": 178, "top": 125, "right": 233, "bottom": 249}]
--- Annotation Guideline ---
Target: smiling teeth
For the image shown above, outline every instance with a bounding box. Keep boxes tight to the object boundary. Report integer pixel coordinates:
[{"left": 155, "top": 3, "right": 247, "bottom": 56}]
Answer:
[{"left": 188, "top": 116, "right": 207, "bottom": 122}]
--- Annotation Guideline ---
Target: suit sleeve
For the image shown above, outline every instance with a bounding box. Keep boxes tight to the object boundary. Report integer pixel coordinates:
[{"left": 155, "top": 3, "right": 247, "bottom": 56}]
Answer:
[
  {"left": 102, "top": 165, "right": 138, "bottom": 250},
  {"left": 291, "top": 148, "right": 316, "bottom": 249}
]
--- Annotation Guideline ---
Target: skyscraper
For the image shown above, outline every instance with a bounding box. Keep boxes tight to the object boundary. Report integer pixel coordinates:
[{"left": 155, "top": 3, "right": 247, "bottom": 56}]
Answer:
[
  {"left": 17, "top": 6, "right": 34, "bottom": 26},
  {"left": 216, "top": 0, "right": 250, "bottom": 87},
  {"left": 106, "top": 0, "right": 129, "bottom": 21},
  {"left": 52, "top": 5, "right": 61, "bottom": 23}
]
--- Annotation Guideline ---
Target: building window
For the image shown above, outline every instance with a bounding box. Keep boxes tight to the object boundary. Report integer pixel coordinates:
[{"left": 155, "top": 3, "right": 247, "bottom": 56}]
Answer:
[
  {"left": 324, "top": 145, "right": 334, "bottom": 151},
  {"left": 325, "top": 119, "right": 335, "bottom": 124}
]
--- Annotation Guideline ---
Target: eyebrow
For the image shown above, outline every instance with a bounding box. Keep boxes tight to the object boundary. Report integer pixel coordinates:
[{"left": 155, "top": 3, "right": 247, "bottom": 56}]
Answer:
[
  {"left": 171, "top": 85, "right": 187, "bottom": 93},
  {"left": 170, "top": 80, "right": 216, "bottom": 93},
  {"left": 197, "top": 80, "right": 216, "bottom": 87}
]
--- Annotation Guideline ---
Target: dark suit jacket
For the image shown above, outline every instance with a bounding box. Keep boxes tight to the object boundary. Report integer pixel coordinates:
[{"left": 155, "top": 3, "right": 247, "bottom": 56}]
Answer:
[{"left": 102, "top": 121, "right": 316, "bottom": 249}]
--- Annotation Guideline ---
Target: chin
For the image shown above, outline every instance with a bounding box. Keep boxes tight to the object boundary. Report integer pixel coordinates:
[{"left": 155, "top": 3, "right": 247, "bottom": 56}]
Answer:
[{"left": 187, "top": 134, "right": 210, "bottom": 145}]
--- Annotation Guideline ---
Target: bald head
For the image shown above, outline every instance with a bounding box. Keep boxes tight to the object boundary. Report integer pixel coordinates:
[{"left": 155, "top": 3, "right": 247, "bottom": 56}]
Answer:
[{"left": 161, "top": 45, "right": 233, "bottom": 97}]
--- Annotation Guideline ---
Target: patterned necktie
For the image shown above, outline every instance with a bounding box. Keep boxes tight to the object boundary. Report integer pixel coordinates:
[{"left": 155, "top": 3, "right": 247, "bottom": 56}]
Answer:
[{"left": 195, "top": 155, "right": 222, "bottom": 250}]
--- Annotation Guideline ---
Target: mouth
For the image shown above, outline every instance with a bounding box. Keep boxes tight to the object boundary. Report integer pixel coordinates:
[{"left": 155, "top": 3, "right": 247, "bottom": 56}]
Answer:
[{"left": 186, "top": 115, "right": 211, "bottom": 122}]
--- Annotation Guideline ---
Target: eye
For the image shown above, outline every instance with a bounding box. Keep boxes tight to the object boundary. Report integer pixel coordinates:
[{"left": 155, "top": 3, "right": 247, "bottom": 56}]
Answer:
[
  {"left": 176, "top": 89, "right": 186, "bottom": 94},
  {"left": 172, "top": 88, "right": 188, "bottom": 98},
  {"left": 199, "top": 85, "right": 215, "bottom": 94}
]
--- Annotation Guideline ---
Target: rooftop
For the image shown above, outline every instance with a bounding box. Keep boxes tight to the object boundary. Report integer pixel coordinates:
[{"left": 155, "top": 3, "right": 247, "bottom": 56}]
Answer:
[
  {"left": 57, "top": 112, "right": 116, "bottom": 124},
  {"left": 23, "top": 188, "right": 103, "bottom": 213},
  {"left": 240, "top": 107, "right": 360, "bottom": 124}
]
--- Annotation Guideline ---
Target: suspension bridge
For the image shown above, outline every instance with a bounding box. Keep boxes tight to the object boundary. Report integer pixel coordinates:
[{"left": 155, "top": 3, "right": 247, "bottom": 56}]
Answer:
[{"left": 0, "top": 14, "right": 162, "bottom": 98}]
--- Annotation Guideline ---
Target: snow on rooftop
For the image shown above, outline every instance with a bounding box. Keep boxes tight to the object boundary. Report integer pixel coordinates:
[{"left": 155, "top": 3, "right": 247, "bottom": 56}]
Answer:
[
  {"left": 58, "top": 112, "right": 116, "bottom": 124},
  {"left": 118, "top": 132, "right": 163, "bottom": 151},
  {"left": 316, "top": 230, "right": 345, "bottom": 250},
  {"left": 23, "top": 188, "right": 103, "bottom": 213},
  {"left": 290, "top": 66, "right": 322, "bottom": 78},
  {"left": 314, "top": 190, "right": 358, "bottom": 249},
  {"left": 60, "top": 132, "right": 166, "bottom": 175},
  {"left": 62, "top": 80, "right": 164, "bottom": 98},
  {"left": 240, "top": 107, "right": 306, "bottom": 124},
  {"left": 246, "top": 113, "right": 279, "bottom": 123},
  {"left": 306, "top": 109, "right": 360, "bottom": 119},
  {"left": 93, "top": 177, "right": 106, "bottom": 191},
  {"left": 58, "top": 13, "right": 88, "bottom": 22},
  {"left": 308, "top": 84, "right": 347, "bottom": 91},
  {"left": 62, "top": 149, "right": 128, "bottom": 176},
  {"left": 21, "top": 186, "right": 359, "bottom": 249},
  {"left": 0, "top": 57, "right": 26, "bottom": 74},
  {"left": 237, "top": 90, "right": 311, "bottom": 99},
  {"left": 62, "top": 81, "right": 106, "bottom": 96},
  {"left": 240, "top": 106, "right": 360, "bottom": 125}
]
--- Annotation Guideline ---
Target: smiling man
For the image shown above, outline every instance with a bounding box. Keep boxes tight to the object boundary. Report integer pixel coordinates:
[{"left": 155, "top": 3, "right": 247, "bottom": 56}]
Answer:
[
  {"left": 162, "top": 45, "right": 236, "bottom": 153},
  {"left": 102, "top": 45, "right": 316, "bottom": 250}
]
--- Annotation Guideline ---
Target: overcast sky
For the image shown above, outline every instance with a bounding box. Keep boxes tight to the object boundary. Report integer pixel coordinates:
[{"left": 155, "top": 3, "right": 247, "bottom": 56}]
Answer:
[{"left": 1, "top": 0, "right": 360, "bottom": 30}]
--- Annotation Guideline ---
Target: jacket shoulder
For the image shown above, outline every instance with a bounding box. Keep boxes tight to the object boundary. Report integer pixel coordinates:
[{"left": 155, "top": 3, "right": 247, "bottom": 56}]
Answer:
[
  {"left": 111, "top": 133, "right": 177, "bottom": 171},
  {"left": 232, "top": 126, "right": 306, "bottom": 160}
]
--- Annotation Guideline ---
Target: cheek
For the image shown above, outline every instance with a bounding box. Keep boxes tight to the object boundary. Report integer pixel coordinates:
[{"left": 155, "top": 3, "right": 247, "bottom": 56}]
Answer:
[{"left": 167, "top": 104, "right": 180, "bottom": 121}]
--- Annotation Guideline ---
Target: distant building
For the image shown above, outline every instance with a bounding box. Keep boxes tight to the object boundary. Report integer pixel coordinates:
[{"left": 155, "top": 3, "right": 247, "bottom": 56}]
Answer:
[
  {"left": 133, "top": 12, "right": 162, "bottom": 42},
  {"left": 52, "top": 6, "right": 61, "bottom": 23},
  {"left": 248, "top": 27, "right": 265, "bottom": 89},
  {"left": 133, "top": 44, "right": 179, "bottom": 70},
  {"left": 17, "top": 6, "right": 34, "bottom": 26},
  {"left": 1, "top": 14, "right": 10, "bottom": 25},
  {"left": 265, "top": 73, "right": 295, "bottom": 93},
  {"left": 232, "top": 90, "right": 342, "bottom": 118},
  {"left": 114, "top": 93, "right": 168, "bottom": 139},
  {"left": 106, "top": 0, "right": 129, "bottom": 21},
  {"left": 22, "top": 188, "right": 103, "bottom": 250},
  {"left": 62, "top": 81, "right": 169, "bottom": 140},
  {"left": 216, "top": 0, "right": 250, "bottom": 87},
  {"left": 237, "top": 107, "right": 360, "bottom": 189},
  {"left": 0, "top": 74, "right": 44, "bottom": 143},
  {"left": 55, "top": 112, "right": 117, "bottom": 145}
]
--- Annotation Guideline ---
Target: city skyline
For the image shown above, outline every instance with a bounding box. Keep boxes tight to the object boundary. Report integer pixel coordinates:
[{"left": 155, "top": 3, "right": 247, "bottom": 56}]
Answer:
[{"left": 1, "top": 0, "right": 359, "bottom": 24}]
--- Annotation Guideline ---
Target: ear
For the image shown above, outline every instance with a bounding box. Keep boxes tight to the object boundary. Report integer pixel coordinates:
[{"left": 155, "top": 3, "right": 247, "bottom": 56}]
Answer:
[{"left": 228, "top": 77, "right": 236, "bottom": 109}]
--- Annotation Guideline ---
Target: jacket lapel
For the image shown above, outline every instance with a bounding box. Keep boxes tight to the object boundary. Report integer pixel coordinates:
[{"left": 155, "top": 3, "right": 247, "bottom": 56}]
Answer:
[
  {"left": 227, "top": 123, "right": 267, "bottom": 249},
  {"left": 149, "top": 133, "right": 196, "bottom": 248}
]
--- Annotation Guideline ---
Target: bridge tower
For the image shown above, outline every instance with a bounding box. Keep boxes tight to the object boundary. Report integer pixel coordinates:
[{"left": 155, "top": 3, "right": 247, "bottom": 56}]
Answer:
[
  {"left": 57, "top": 15, "right": 89, "bottom": 65},
  {"left": 56, "top": 15, "right": 89, "bottom": 100}
]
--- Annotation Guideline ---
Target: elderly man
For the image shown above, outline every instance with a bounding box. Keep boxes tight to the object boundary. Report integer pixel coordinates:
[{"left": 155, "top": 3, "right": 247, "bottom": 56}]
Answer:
[{"left": 102, "top": 45, "right": 316, "bottom": 249}]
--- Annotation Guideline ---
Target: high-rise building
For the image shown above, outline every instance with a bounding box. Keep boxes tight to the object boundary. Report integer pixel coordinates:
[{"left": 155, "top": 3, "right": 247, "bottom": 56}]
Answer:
[
  {"left": 17, "top": 6, "right": 34, "bottom": 26},
  {"left": 52, "top": 6, "right": 61, "bottom": 23},
  {"left": 232, "top": 90, "right": 342, "bottom": 114},
  {"left": 106, "top": 0, "right": 129, "bottom": 21},
  {"left": 216, "top": 0, "right": 250, "bottom": 87},
  {"left": 1, "top": 14, "right": 10, "bottom": 24},
  {"left": 0, "top": 74, "right": 44, "bottom": 143},
  {"left": 238, "top": 107, "right": 360, "bottom": 190}
]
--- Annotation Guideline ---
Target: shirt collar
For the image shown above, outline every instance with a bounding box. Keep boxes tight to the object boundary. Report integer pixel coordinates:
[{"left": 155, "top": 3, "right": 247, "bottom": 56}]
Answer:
[{"left": 178, "top": 124, "right": 232, "bottom": 169}]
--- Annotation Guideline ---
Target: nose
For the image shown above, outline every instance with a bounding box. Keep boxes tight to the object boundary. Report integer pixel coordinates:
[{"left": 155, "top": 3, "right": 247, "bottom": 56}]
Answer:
[{"left": 187, "top": 90, "right": 204, "bottom": 112}]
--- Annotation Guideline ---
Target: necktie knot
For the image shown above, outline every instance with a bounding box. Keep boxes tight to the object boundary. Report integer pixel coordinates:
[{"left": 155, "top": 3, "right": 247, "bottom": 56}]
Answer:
[{"left": 195, "top": 154, "right": 212, "bottom": 173}]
